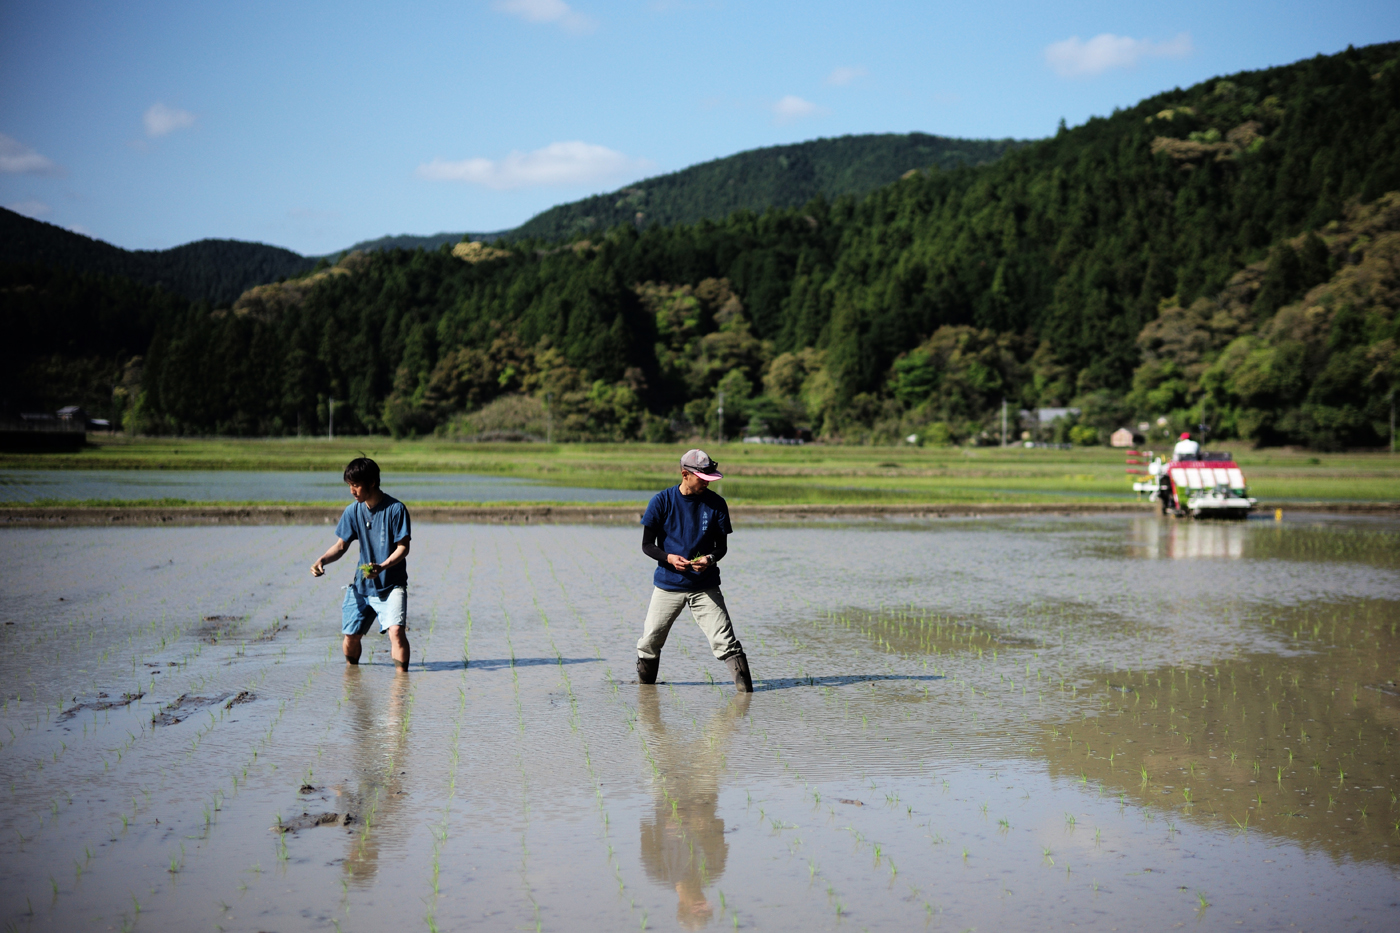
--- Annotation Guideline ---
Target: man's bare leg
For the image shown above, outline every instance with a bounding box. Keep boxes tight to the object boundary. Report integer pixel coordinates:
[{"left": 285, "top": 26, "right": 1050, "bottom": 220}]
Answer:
[
  {"left": 343, "top": 633, "right": 363, "bottom": 664},
  {"left": 389, "top": 626, "right": 410, "bottom": 671}
]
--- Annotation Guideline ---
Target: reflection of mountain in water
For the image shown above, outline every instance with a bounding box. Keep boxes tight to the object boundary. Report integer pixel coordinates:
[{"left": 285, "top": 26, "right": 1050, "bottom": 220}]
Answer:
[
  {"left": 1038, "top": 597, "right": 1400, "bottom": 865},
  {"left": 339, "top": 668, "right": 412, "bottom": 887},
  {"left": 637, "top": 691, "right": 750, "bottom": 929}
]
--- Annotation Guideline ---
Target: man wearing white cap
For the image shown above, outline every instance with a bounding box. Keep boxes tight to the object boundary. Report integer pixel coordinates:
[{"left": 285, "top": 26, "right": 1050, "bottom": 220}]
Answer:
[{"left": 636, "top": 449, "right": 753, "bottom": 692}]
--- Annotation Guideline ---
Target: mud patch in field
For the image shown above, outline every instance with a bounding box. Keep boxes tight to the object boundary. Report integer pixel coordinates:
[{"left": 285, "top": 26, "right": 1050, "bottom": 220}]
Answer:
[
  {"left": 152, "top": 691, "right": 251, "bottom": 725},
  {"left": 58, "top": 690, "right": 144, "bottom": 719},
  {"left": 273, "top": 811, "right": 356, "bottom": 833},
  {"left": 194, "top": 614, "right": 244, "bottom": 643},
  {"left": 253, "top": 621, "right": 289, "bottom": 642}
]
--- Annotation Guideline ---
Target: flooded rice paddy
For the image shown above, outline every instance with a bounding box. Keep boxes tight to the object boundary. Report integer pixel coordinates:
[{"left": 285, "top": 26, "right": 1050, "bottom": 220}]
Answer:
[{"left": 1, "top": 515, "right": 1397, "bottom": 932}]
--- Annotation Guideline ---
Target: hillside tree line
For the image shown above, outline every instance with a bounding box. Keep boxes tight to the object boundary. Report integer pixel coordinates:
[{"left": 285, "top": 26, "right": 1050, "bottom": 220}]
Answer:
[{"left": 6, "top": 43, "right": 1399, "bottom": 449}]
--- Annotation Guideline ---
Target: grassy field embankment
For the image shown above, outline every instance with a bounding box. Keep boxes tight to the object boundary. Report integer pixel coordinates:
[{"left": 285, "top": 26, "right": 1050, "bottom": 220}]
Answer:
[{"left": 2, "top": 436, "right": 1397, "bottom": 506}]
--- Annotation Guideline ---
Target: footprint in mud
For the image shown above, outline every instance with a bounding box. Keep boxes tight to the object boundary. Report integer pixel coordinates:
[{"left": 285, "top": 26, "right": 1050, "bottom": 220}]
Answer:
[
  {"left": 152, "top": 690, "right": 255, "bottom": 725},
  {"left": 195, "top": 615, "right": 244, "bottom": 644},
  {"left": 273, "top": 812, "right": 356, "bottom": 833},
  {"left": 253, "top": 622, "right": 289, "bottom": 642},
  {"left": 59, "top": 691, "right": 145, "bottom": 720},
  {"left": 194, "top": 615, "right": 287, "bottom": 644}
]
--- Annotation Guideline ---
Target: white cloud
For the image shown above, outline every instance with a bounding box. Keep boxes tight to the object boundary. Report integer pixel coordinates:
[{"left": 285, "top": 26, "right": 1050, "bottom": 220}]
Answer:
[
  {"left": 493, "top": 0, "right": 596, "bottom": 33},
  {"left": 1045, "top": 32, "right": 1192, "bottom": 77},
  {"left": 0, "top": 133, "right": 61, "bottom": 175},
  {"left": 826, "top": 66, "right": 867, "bottom": 87},
  {"left": 6, "top": 199, "right": 50, "bottom": 218},
  {"left": 416, "top": 141, "right": 651, "bottom": 190},
  {"left": 772, "top": 95, "right": 827, "bottom": 123},
  {"left": 143, "top": 102, "right": 197, "bottom": 137}
]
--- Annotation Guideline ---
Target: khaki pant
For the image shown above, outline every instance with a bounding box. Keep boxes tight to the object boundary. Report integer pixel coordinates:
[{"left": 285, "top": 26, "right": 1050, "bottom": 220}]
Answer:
[{"left": 636, "top": 587, "right": 743, "bottom": 662}]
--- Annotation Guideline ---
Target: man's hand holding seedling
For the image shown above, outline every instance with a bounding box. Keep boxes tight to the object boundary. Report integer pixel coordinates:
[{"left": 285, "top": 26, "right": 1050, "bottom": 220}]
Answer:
[{"left": 665, "top": 553, "right": 711, "bottom": 572}]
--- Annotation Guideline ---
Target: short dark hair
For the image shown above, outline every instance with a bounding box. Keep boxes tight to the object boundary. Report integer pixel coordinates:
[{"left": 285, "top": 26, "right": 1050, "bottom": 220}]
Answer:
[{"left": 343, "top": 457, "right": 380, "bottom": 488}]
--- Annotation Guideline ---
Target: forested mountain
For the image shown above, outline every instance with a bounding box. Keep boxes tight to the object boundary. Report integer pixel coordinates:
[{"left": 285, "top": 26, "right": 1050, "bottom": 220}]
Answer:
[
  {"left": 334, "top": 134, "right": 1016, "bottom": 250},
  {"left": 0, "top": 208, "right": 316, "bottom": 306},
  {"left": 326, "top": 133, "right": 1021, "bottom": 250},
  {"left": 336, "top": 231, "right": 497, "bottom": 254},
  {"left": 2, "top": 132, "right": 1015, "bottom": 282},
  {"left": 509, "top": 133, "right": 1021, "bottom": 241},
  {"left": 1128, "top": 192, "right": 1400, "bottom": 449},
  {"left": 8, "top": 44, "right": 1400, "bottom": 448},
  {"left": 3, "top": 261, "right": 183, "bottom": 417}
]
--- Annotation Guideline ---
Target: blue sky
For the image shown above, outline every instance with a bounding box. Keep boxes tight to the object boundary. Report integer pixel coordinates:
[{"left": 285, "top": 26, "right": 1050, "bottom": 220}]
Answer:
[{"left": 2, "top": 0, "right": 1397, "bottom": 255}]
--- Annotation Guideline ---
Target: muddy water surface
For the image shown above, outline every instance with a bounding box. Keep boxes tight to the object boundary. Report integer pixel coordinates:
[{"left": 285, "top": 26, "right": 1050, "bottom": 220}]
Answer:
[{"left": 1, "top": 514, "right": 1397, "bottom": 932}]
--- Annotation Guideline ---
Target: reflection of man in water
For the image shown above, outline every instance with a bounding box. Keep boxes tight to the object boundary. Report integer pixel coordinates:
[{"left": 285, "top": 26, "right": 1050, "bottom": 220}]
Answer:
[
  {"left": 637, "top": 690, "right": 750, "bottom": 929},
  {"left": 339, "top": 667, "right": 410, "bottom": 887}
]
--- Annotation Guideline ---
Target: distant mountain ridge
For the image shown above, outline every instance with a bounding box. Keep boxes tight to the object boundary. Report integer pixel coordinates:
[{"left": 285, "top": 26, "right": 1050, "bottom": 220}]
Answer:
[
  {"left": 2, "top": 132, "right": 1022, "bottom": 305},
  {"left": 336, "top": 231, "right": 501, "bottom": 253},
  {"left": 334, "top": 133, "right": 1023, "bottom": 248},
  {"left": 509, "top": 132, "right": 1023, "bottom": 240},
  {"left": 0, "top": 208, "right": 317, "bottom": 307}
]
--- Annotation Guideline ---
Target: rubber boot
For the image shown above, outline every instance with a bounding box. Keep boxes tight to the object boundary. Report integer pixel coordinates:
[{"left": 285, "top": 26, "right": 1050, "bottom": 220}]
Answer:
[
  {"left": 637, "top": 655, "right": 659, "bottom": 685},
  {"left": 725, "top": 653, "right": 753, "bottom": 693}
]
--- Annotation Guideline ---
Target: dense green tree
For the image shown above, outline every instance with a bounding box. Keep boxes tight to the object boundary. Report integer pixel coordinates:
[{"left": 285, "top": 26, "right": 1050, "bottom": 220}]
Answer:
[{"left": 1, "top": 209, "right": 314, "bottom": 305}]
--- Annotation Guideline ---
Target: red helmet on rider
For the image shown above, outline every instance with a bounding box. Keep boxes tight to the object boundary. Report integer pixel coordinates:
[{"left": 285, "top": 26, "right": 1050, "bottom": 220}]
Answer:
[{"left": 1179, "top": 432, "right": 1190, "bottom": 439}]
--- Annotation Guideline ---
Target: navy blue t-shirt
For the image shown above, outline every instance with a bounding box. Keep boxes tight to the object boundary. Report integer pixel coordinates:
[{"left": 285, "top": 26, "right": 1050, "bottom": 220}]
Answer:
[
  {"left": 641, "top": 485, "right": 732, "bottom": 592},
  {"left": 335, "top": 494, "right": 411, "bottom": 598}
]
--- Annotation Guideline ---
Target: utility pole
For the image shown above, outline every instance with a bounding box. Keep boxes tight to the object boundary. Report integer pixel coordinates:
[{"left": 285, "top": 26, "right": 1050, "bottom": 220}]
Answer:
[
  {"left": 328, "top": 399, "right": 335, "bottom": 441},
  {"left": 716, "top": 390, "right": 724, "bottom": 444},
  {"left": 545, "top": 393, "right": 553, "bottom": 445},
  {"left": 1001, "top": 399, "right": 1007, "bottom": 447}
]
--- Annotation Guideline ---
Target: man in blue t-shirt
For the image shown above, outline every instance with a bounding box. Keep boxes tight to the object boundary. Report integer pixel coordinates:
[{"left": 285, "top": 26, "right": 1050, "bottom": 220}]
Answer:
[
  {"left": 310, "top": 457, "right": 413, "bottom": 671},
  {"left": 636, "top": 449, "right": 752, "bottom": 692}
]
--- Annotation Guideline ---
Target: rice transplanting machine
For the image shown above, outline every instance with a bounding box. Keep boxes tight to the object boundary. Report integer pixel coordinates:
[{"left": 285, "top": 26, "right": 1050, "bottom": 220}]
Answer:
[{"left": 1128, "top": 448, "right": 1257, "bottom": 518}]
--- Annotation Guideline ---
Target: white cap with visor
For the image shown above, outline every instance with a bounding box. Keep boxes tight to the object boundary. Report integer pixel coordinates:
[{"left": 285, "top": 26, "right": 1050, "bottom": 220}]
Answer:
[{"left": 680, "top": 449, "right": 723, "bottom": 481}]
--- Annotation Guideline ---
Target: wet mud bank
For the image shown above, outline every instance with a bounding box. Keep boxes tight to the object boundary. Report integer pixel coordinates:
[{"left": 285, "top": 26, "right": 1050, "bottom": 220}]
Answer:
[{"left": 3, "top": 500, "right": 1397, "bottom": 526}]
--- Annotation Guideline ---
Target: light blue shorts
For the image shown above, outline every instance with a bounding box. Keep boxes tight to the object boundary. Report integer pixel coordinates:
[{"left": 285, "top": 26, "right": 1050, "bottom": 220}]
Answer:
[{"left": 341, "top": 586, "right": 407, "bottom": 636}]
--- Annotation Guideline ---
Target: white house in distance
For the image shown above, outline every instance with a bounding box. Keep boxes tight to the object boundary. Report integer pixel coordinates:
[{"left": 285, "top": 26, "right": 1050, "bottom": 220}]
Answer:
[{"left": 1110, "top": 427, "right": 1135, "bottom": 448}]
